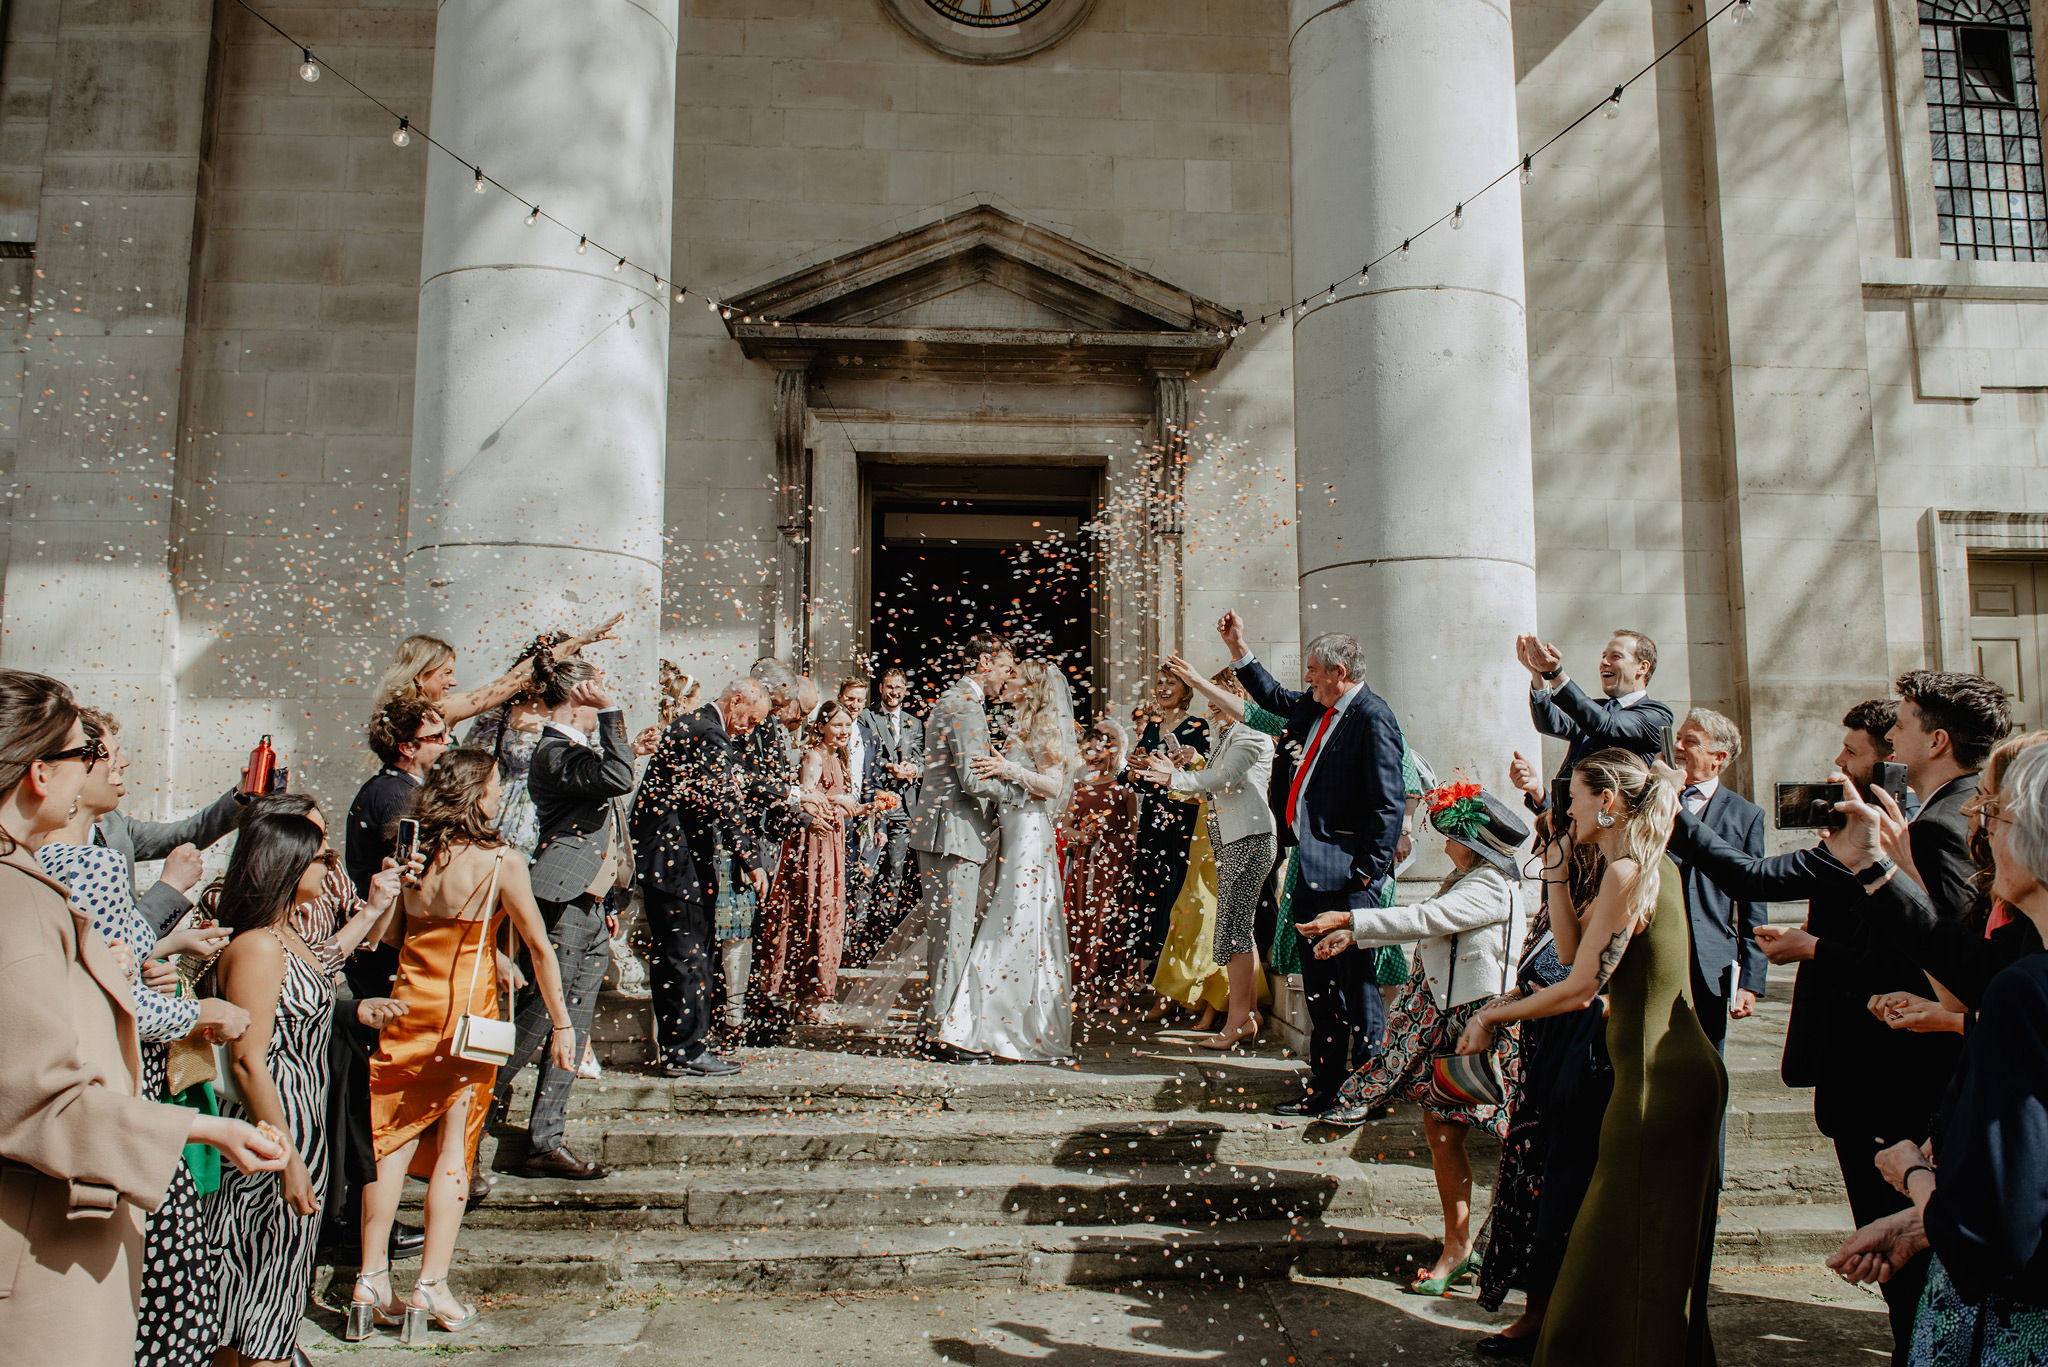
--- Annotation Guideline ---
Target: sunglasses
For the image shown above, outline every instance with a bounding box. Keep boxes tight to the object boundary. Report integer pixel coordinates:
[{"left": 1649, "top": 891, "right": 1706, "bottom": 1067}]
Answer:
[{"left": 40, "top": 737, "right": 109, "bottom": 773}]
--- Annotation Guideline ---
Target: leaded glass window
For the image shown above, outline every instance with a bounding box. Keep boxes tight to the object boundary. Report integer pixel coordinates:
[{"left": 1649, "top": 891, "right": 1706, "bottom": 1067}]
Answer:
[{"left": 1922, "top": 0, "right": 2047, "bottom": 260}]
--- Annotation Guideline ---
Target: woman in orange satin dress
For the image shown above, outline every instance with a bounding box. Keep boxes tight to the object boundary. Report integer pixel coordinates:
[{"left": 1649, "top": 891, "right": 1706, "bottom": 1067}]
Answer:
[{"left": 355, "top": 749, "right": 576, "bottom": 1338}]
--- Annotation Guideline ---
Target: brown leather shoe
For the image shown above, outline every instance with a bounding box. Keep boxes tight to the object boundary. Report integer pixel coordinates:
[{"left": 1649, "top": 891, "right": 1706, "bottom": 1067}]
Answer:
[
  {"left": 466, "top": 1171, "right": 492, "bottom": 1206},
  {"left": 511, "top": 1145, "right": 609, "bottom": 1181}
]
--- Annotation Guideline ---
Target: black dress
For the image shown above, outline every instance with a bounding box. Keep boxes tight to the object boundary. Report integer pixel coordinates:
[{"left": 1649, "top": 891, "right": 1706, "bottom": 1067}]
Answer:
[
  {"left": 1478, "top": 901, "right": 1615, "bottom": 1311},
  {"left": 1127, "top": 714, "right": 1210, "bottom": 959}
]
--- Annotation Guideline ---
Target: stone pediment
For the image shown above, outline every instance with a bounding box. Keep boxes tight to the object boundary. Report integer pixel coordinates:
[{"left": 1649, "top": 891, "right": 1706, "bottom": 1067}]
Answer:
[{"left": 722, "top": 205, "right": 1240, "bottom": 374}]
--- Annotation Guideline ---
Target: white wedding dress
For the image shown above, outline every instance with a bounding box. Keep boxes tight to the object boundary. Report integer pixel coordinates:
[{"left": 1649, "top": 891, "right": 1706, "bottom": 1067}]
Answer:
[{"left": 933, "top": 755, "right": 1074, "bottom": 1062}]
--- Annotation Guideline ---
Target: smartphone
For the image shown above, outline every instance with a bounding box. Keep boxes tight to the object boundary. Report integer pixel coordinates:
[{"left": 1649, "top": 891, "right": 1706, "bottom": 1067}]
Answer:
[
  {"left": 1659, "top": 725, "right": 1676, "bottom": 767},
  {"left": 394, "top": 817, "right": 421, "bottom": 866},
  {"left": 1873, "top": 761, "right": 1910, "bottom": 810},
  {"left": 1775, "top": 781, "right": 1848, "bottom": 831}
]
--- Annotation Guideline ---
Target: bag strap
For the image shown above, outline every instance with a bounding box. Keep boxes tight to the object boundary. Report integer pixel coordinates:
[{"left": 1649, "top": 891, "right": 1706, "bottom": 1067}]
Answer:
[{"left": 460, "top": 851, "right": 505, "bottom": 1015}]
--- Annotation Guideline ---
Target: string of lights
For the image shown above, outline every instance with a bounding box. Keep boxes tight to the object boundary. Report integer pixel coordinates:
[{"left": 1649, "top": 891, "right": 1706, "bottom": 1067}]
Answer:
[
  {"left": 228, "top": 0, "right": 776, "bottom": 323},
  {"left": 232, "top": 0, "right": 1755, "bottom": 341},
  {"left": 1234, "top": 0, "right": 1756, "bottom": 336}
]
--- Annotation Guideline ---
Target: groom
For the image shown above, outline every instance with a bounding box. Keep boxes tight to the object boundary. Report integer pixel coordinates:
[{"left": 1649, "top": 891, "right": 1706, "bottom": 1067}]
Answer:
[{"left": 906, "top": 632, "right": 1020, "bottom": 1064}]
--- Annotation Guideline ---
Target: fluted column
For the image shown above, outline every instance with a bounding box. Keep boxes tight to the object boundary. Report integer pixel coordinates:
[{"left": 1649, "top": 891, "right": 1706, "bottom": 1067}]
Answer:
[
  {"left": 405, "top": 0, "right": 679, "bottom": 719},
  {"left": 771, "top": 361, "right": 813, "bottom": 668},
  {"left": 1288, "top": 0, "right": 1539, "bottom": 821}
]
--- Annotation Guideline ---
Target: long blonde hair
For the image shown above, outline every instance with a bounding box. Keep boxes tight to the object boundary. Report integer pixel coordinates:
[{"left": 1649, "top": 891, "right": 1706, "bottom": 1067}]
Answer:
[
  {"left": 1011, "top": 659, "right": 1080, "bottom": 780},
  {"left": 376, "top": 634, "right": 454, "bottom": 710},
  {"left": 1572, "top": 748, "right": 1678, "bottom": 930}
]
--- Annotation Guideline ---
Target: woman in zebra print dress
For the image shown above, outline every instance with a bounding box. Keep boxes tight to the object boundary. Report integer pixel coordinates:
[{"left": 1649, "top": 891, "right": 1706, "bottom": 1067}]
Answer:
[{"left": 202, "top": 805, "right": 338, "bottom": 1367}]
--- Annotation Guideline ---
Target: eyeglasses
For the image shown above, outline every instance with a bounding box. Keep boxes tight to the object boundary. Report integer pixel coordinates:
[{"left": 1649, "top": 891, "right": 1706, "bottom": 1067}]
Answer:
[{"left": 41, "top": 737, "right": 109, "bottom": 773}]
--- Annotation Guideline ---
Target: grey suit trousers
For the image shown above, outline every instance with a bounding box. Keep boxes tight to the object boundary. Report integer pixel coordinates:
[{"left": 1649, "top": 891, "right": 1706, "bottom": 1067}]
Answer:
[{"left": 917, "top": 850, "right": 983, "bottom": 1033}]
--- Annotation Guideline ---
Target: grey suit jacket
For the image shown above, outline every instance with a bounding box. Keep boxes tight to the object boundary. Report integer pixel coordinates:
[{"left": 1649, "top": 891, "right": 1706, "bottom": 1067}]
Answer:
[
  {"left": 528, "top": 711, "right": 637, "bottom": 904},
  {"left": 905, "top": 680, "right": 1016, "bottom": 864},
  {"left": 95, "top": 788, "right": 243, "bottom": 934}
]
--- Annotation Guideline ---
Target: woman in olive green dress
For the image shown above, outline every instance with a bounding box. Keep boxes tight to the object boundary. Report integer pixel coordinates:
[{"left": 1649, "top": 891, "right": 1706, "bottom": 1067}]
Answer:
[{"left": 1460, "top": 748, "right": 1726, "bottom": 1367}]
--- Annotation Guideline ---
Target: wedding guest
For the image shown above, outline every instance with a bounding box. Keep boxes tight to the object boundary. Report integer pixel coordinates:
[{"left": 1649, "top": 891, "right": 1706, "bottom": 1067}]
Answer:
[
  {"left": 658, "top": 659, "right": 700, "bottom": 725},
  {"left": 491, "top": 660, "right": 633, "bottom": 1182},
  {"left": 838, "top": 677, "right": 885, "bottom": 952},
  {"left": 1826, "top": 743, "right": 2048, "bottom": 1363},
  {"left": 1515, "top": 629, "right": 1673, "bottom": 817},
  {"left": 1301, "top": 783, "right": 1528, "bottom": 1299},
  {"left": 462, "top": 633, "right": 570, "bottom": 859},
  {"left": 1218, "top": 613, "right": 1406, "bottom": 1118},
  {"left": 1137, "top": 668, "right": 1276, "bottom": 1048},
  {"left": 1128, "top": 664, "right": 1212, "bottom": 1007},
  {"left": 632, "top": 679, "right": 769, "bottom": 1077},
  {"left": 753, "top": 701, "right": 879, "bottom": 1026},
  {"left": 856, "top": 667, "right": 924, "bottom": 962},
  {"left": 0, "top": 669, "right": 283, "bottom": 1366},
  {"left": 1146, "top": 772, "right": 1229, "bottom": 1032},
  {"left": 203, "top": 805, "right": 343, "bottom": 1367},
  {"left": 346, "top": 698, "right": 450, "bottom": 900},
  {"left": 1458, "top": 750, "right": 1724, "bottom": 1367},
  {"left": 88, "top": 723, "right": 244, "bottom": 933},
  {"left": 355, "top": 749, "right": 577, "bottom": 1341},
  {"left": 1665, "top": 707, "right": 1768, "bottom": 1051},
  {"left": 373, "top": 615, "right": 619, "bottom": 727},
  {"left": 37, "top": 706, "right": 253, "bottom": 1367},
  {"left": 1062, "top": 718, "right": 1139, "bottom": 1011}
]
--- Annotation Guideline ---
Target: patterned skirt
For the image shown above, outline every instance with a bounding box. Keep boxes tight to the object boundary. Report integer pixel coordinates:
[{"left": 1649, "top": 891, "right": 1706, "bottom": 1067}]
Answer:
[
  {"left": 1330, "top": 961, "right": 1518, "bottom": 1133},
  {"left": 1912, "top": 1253, "right": 2048, "bottom": 1365}
]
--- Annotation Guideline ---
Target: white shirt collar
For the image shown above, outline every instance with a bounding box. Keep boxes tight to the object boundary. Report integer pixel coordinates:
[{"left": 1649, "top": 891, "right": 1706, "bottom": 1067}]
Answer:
[
  {"left": 961, "top": 677, "right": 983, "bottom": 703},
  {"left": 1614, "top": 689, "right": 1648, "bottom": 708},
  {"left": 544, "top": 719, "right": 591, "bottom": 748},
  {"left": 1685, "top": 775, "right": 1720, "bottom": 804},
  {"left": 1327, "top": 681, "right": 1365, "bottom": 718}
]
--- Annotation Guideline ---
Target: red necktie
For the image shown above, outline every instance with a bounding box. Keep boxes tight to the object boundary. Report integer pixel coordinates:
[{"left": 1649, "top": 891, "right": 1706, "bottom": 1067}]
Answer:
[{"left": 1286, "top": 710, "right": 1336, "bottom": 831}]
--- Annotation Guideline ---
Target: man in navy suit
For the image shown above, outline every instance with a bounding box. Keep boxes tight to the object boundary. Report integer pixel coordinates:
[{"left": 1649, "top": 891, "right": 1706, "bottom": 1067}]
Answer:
[
  {"left": 1669, "top": 706, "right": 1768, "bottom": 1051},
  {"left": 1218, "top": 612, "right": 1406, "bottom": 1118},
  {"left": 1514, "top": 628, "right": 1673, "bottom": 819}
]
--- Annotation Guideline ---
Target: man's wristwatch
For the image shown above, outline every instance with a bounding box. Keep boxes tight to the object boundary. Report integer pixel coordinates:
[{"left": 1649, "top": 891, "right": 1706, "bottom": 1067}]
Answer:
[
  {"left": 1541, "top": 667, "right": 1562, "bottom": 682},
  {"left": 1856, "top": 856, "right": 1897, "bottom": 887}
]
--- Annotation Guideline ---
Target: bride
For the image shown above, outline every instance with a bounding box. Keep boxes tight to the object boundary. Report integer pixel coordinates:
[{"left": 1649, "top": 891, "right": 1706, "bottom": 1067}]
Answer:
[{"left": 933, "top": 658, "right": 1081, "bottom": 1063}]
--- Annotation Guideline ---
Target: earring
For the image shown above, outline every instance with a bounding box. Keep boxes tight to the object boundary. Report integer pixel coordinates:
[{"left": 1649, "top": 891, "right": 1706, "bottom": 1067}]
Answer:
[{"left": 1596, "top": 811, "right": 1616, "bottom": 829}]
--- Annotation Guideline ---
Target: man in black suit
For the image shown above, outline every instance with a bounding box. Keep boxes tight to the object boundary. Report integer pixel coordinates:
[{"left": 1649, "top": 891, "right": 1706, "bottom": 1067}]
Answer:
[
  {"left": 1670, "top": 686, "right": 2006, "bottom": 1363},
  {"left": 1669, "top": 706, "right": 1769, "bottom": 1050},
  {"left": 1218, "top": 612, "right": 1406, "bottom": 1118},
  {"left": 632, "top": 679, "right": 769, "bottom": 1078},
  {"left": 493, "top": 660, "right": 635, "bottom": 1182},
  {"left": 854, "top": 667, "right": 923, "bottom": 960},
  {"left": 1515, "top": 628, "right": 1673, "bottom": 818}
]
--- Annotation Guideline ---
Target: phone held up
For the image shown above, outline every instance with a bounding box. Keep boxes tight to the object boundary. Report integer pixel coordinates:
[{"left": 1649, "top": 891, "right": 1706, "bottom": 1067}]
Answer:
[
  {"left": 1776, "top": 781, "right": 1848, "bottom": 831},
  {"left": 1872, "top": 761, "right": 1910, "bottom": 810},
  {"left": 394, "top": 817, "right": 422, "bottom": 870},
  {"left": 1659, "top": 725, "right": 1677, "bottom": 767}
]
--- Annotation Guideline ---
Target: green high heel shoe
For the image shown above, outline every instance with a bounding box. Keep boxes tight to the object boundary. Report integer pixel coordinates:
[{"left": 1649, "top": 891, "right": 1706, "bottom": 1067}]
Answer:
[{"left": 1404, "top": 1249, "right": 1480, "bottom": 1297}]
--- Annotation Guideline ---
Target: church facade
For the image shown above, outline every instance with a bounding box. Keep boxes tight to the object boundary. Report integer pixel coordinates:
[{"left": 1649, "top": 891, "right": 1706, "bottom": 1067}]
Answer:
[{"left": 0, "top": 0, "right": 2041, "bottom": 841}]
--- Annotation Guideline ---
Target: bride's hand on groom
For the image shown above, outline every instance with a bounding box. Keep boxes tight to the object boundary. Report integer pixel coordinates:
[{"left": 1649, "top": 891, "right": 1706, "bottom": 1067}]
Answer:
[{"left": 968, "top": 754, "right": 1013, "bottom": 782}]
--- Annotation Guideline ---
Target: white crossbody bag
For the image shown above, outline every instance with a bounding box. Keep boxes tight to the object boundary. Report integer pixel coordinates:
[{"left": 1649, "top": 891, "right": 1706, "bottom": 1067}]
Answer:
[{"left": 451, "top": 852, "right": 516, "bottom": 1067}]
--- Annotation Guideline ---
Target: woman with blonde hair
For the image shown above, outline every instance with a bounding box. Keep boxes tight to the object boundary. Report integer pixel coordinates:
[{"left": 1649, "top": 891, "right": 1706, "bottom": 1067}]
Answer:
[
  {"left": 1458, "top": 748, "right": 1725, "bottom": 1367},
  {"left": 374, "top": 614, "right": 621, "bottom": 727},
  {"left": 944, "top": 658, "right": 1083, "bottom": 1062}
]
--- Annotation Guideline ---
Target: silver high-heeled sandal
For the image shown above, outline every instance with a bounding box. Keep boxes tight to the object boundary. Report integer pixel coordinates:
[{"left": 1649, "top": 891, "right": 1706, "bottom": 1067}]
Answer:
[
  {"left": 346, "top": 1269, "right": 403, "bottom": 1342},
  {"left": 401, "top": 1276, "right": 479, "bottom": 1344}
]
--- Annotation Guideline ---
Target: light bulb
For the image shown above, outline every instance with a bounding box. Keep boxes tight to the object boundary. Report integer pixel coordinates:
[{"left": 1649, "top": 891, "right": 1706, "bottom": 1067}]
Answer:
[
  {"left": 1520, "top": 156, "right": 1532, "bottom": 186},
  {"left": 526, "top": 205, "right": 540, "bottom": 225},
  {"left": 392, "top": 117, "right": 410, "bottom": 147},
  {"left": 1400, "top": 239, "right": 1410, "bottom": 260},
  {"left": 722, "top": 307, "right": 733, "bottom": 320},
  {"left": 613, "top": 257, "right": 625, "bottom": 272},
  {"left": 1451, "top": 204, "right": 1464, "bottom": 230},
  {"left": 706, "top": 299, "right": 719, "bottom": 312},
  {"left": 1605, "top": 87, "right": 1622, "bottom": 118},
  {"left": 1732, "top": 0, "right": 1753, "bottom": 22},
  {"left": 576, "top": 235, "right": 588, "bottom": 255},
  {"left": 1325, "top": 285, "right": 1335, "bottom": 302},
  {"left": 299, "top": 49, "right": 319, "bottom": 82},
  {"left": 1357, "top": 267, "right": 1369, "bottom": 287},
  {"left": 472, "top": 167, "right": 486, "bottom": 194},
  {"left": 675, "top": 288, "right": 685, "bottom": 303}
]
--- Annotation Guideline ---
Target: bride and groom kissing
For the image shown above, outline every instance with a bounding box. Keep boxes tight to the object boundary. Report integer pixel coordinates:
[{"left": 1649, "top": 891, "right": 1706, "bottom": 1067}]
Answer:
[{"left": 906, "top": 633, "right": 1080, "bottom": 1066}]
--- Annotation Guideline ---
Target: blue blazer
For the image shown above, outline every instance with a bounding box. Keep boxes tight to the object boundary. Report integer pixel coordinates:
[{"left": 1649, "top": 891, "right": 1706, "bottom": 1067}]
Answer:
[
  {"left": 1233, "top": 657, "right": 1406, "bottom": 905},
  {"left": 1529, "top": 680, "right": 1673, "bottom": 815},
  {"left": 1669, "top": 784, "right": 1769, "bottom": 1000}
]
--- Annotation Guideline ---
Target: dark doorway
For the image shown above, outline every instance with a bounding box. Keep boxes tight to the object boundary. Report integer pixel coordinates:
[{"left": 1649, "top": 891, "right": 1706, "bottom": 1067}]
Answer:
[{"left": 868, "top": 463, "right": 1098, "bottom": 716}]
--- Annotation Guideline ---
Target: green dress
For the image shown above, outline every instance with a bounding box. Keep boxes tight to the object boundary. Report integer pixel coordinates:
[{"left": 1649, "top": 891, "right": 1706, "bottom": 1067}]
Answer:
[{"left": 1534, "top": 858, "right": 1727, "bottom": 1367}]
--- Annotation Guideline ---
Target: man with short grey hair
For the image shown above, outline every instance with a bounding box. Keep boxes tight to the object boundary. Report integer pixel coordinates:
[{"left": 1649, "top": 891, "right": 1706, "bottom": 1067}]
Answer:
[{"left": 1671, "top": 705, "right": 1768, "bottom": 1050}]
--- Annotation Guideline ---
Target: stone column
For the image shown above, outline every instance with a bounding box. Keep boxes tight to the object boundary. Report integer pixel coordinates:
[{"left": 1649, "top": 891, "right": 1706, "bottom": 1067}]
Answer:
[
  {"left": 1288, "top": 0, "right": 1539, "bottom": 818},
  {"left": 1152, "top": 369, "right": 1190, "bottom": 660},
  {"left": 406, "top": 0, "right": 678, "bottom": 722}
]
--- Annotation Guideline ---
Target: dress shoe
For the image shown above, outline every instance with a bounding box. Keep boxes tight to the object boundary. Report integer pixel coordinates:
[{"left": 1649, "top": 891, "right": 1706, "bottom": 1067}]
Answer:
[
  {"left": 511, "top": 1145, "right": 609, "bottom": 1181},
  {"left": 1272, "top": 1092, "right": 1339, "bottom": 1118},
  {"left": 917, "top": 1038, "right": 992, "bottom": 1065},
  {"left": 1474, "top": 1331, "right": 1537, "bottom": 1358},
  {"left": 663, "top": 1050, "right": 741, "bottom": 1077},
  {"left": 466, "top": 1172, "right": 491, "bottom": 1207},
  {"left": 387, "top": 1221, "right": 425, "bottom": 1260},
  {"left": 1318, "top": 1097, "right": 1394, "bottom": 1127}
]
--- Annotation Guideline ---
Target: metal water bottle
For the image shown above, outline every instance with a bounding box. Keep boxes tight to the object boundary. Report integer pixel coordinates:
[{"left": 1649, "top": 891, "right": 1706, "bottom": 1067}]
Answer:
[{"left": 244, "top": 734, "right": 276, "bottom": 795}]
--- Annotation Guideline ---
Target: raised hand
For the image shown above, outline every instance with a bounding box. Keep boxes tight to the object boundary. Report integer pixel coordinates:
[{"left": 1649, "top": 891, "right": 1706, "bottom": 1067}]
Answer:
[
  {"left": 1216, "top": 611, "right": 1249, "bottom": 659},
  {"left": 161, "top": 842, "right": 204, "bottom": 894},
  {"left": 1507, "top": 751, "right": 1543, "bottom": 801}
]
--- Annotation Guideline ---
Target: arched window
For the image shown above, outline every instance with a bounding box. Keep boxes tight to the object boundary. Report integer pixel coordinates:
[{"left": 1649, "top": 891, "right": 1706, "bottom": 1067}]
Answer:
[{"left": 1922, "top": 0, "right": 2046, "bottom": 259}]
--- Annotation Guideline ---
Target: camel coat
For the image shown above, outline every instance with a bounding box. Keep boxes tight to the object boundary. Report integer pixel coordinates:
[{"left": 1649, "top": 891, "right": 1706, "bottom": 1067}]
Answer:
[{"left": 0, "top": 857, "right": 192, "bottom": 1366}]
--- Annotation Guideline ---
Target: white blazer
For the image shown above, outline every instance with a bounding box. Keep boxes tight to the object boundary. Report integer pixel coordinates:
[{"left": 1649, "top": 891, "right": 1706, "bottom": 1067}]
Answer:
[
  {"left": 1343, "top": 863, "right": 1526, "bottom": 1011},
  {"left": 1168, "top": 723, "right": 1277, "bottom": 846}
]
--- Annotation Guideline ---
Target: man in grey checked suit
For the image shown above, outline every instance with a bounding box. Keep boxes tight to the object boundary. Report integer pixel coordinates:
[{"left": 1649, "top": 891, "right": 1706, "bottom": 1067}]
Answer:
[
  {"left": 96, "top": 780, "right": 244, "bottom": 934},
  {"left": 491, "top": 659, "right": 635, "bottom": 1181},
  {"left": 906, "top": 634, "right": 1020, "bottom": 1063}
]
